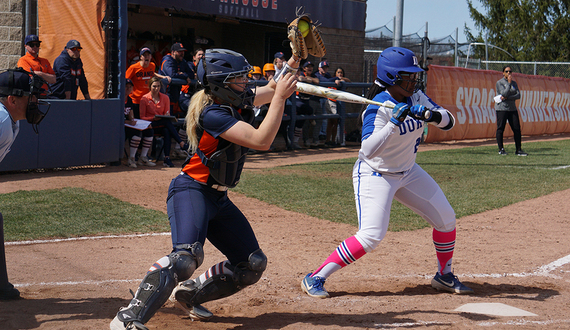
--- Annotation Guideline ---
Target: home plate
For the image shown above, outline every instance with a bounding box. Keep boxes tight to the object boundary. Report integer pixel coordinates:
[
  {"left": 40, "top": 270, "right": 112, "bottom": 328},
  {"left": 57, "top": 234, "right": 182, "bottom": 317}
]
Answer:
[{"left": 454, "top": 303, "right": 537, "bottom": 316}]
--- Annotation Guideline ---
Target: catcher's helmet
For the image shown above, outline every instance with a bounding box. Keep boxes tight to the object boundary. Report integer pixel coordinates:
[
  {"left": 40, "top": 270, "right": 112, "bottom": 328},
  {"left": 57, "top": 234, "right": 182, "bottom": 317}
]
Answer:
[
  {"left": 376, "top": 47, "right": 423, "bottom": 86},
  {"left": 197, "top": 49, "right": 255, "bottom": 109}
]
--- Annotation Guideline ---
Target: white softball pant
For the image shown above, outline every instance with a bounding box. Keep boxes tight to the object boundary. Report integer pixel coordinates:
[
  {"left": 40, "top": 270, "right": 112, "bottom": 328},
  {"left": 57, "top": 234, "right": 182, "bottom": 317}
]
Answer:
[{"left": 352, "top": 160, "right": 456, "bottom": 252}]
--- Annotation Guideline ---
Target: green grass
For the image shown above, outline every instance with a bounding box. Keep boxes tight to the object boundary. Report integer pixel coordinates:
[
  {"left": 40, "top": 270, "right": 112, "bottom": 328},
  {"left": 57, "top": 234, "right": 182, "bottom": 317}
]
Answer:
[
  {"left": 234, "top": 140, "right": 570, "bottom": 231},
  {"left": 1, "top": 140, "right": 569, "bottom": 241},
  {"left": 0, "top": 187, "right": 169, "bottom": 241}
]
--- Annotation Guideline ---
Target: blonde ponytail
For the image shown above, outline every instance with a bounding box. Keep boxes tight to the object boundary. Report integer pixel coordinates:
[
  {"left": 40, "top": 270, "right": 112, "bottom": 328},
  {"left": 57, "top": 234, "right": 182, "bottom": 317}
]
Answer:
[{"left": 185, "top": 89, "right": 214, "bottom": 152}]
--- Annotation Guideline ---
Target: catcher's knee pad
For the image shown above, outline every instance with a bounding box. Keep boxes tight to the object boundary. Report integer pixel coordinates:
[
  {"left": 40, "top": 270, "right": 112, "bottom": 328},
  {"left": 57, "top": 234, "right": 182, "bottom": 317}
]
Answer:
[
  {"left": 176, "top": 249, "right": 267, "bottom": 306},
  {"left": 169, "top": 242, "right": 204, "bottom": 281},
  {"left": 234, "top": 248, "right": 267, "bottom": 286},
  {"left": 117, "top": 264, "right": 176, "bottom": 325}
]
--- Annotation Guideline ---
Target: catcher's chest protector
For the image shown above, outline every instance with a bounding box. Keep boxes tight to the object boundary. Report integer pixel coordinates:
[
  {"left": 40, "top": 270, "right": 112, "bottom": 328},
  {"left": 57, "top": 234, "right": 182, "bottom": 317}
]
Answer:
[{"left": 194, "top": 105, "right": 254, "bottom": 188}]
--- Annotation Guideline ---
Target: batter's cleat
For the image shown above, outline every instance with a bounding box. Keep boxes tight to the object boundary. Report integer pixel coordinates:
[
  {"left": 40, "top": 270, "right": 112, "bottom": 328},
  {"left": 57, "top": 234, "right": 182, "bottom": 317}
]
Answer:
[
  {"left": 515, "top": 149, "right": 528, "bottom": 156},
  {"left": 170, "top": 283, "right": 213, "bottom": 321},
  {"left": 110, "top": 315, "right": 148, "bottom": 330},
  {"left": 0, "top": 283, "right": 20, "bottom": 300},
  {"left": 431, "top": 272, "right": 473, "bottom": 294},
  {"left": 137, "top": 155, "right": 156, "bottom": 167},
  {"left": 301, "top": 273, "right": 330, "bottom": 298},
  {"left": 498, "top": 148, "right": 507, "bottom": 155}
]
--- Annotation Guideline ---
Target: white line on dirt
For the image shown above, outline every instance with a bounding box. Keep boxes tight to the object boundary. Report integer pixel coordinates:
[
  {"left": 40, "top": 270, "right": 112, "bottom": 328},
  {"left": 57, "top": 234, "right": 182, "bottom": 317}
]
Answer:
[
  {"left": 5, "top": 232, "right": 171, "bottom": 246},
  {"left": 15, "top": 278, "right": 143, "bottom": 288}
]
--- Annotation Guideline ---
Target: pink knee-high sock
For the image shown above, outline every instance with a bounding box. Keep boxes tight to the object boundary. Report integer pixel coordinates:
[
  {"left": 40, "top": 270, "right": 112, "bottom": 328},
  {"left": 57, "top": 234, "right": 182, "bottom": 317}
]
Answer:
[
  {"left": 312, "top": 236, "right": 366, "bottom": 277},
  {"left": 433, "top": 228, "right": 456, "bottom": 275}
]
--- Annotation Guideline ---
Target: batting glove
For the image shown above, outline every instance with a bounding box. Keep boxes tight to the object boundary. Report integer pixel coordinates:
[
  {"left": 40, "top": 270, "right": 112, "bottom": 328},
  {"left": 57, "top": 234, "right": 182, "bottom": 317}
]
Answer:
[
  {"left": 390, "top": 103, "right": 409, "bottom": 126},
  {"left": 409, "top": 105, "right": 432, "bottom": 121}
]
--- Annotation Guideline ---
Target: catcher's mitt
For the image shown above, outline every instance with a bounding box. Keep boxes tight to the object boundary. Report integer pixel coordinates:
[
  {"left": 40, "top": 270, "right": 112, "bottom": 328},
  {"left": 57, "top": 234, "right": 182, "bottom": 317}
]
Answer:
[{"left": 287, "top": 12, "right": 326, "bottom": 59}]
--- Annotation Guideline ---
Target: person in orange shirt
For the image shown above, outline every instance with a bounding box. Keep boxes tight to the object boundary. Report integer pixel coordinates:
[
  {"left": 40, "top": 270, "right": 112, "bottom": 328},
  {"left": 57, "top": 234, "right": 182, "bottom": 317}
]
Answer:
[
  {"left": 125, "top": 47, "right": 171, "bottom": 118},
  {"left": 139, "top": 76, "right": 184, "bottom": 167},
  {"left": 16, "top": 35, "right": 56, "bottom": 94}
]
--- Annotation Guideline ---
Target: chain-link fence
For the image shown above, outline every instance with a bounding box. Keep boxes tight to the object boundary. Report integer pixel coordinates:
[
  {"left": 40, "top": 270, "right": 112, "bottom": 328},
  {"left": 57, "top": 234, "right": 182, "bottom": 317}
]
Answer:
[{"left": 458, "top": 59, "right": 570, "bottom": 79}]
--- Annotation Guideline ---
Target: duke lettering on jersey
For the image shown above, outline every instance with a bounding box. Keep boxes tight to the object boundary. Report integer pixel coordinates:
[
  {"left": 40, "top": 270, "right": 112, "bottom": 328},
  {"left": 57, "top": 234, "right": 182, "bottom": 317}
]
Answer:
[{"left": 398, "top": 118, "right": 423, "bottom": 135}]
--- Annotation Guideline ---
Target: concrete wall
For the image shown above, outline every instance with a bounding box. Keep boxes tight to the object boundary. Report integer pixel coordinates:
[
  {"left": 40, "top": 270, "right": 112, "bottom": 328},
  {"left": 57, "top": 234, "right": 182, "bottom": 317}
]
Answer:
[{"left": 0, "top": 0, "right": 23, "bottom": 71}]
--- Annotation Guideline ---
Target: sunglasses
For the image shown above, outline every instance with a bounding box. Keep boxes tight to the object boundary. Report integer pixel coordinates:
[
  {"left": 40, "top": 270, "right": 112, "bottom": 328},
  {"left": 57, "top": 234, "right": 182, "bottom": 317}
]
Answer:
[
  {"left": 28, "top": 42, "right": 40, "bottom": 48},
  {"left": 70, "top": 47, "right": 81, "bottom": 52},
  {"left": 504, "top": 70, "right": 512, "bottom": 73}
]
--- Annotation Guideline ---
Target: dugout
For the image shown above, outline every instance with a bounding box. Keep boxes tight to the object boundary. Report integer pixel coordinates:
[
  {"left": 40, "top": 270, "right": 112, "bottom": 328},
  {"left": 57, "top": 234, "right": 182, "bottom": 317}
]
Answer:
[{"left": 0, "top": 0, "right": 366, "bottom": 172}]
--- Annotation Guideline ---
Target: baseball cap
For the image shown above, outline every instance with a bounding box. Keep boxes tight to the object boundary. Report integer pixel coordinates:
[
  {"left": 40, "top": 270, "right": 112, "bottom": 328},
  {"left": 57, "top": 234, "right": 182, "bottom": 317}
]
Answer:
[
  {"left": 0, "top": 70, "right": 31, "bottom": 97},
  {"left": 171, "top": 43, "right": 187, "bottom": 52},
  {"left": 66, "top": 40, "right": 82, "bottom": 49},
  {"left": 319, "top": 61, "right": 329, "bottom": 68},
  {"left": 139, "top": 47, "right": 151, "bottom": 55},
  {"left": 274, "top": 52, "right": 285, "bottom": 59},
  {"left": 24, "top": 34, "right": 41, "bottom": 45},
  {"left": 303, "top": 61, "right": 314, "bottom": 68},
  {"left": 125, "top": 78, "right": 134, "bottom": 86}
]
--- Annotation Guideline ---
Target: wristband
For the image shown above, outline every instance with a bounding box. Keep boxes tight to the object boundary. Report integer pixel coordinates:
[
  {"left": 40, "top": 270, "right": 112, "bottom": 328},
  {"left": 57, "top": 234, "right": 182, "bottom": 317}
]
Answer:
[{"left": 273, "top": 63, "right": 298, "bottom": 83}]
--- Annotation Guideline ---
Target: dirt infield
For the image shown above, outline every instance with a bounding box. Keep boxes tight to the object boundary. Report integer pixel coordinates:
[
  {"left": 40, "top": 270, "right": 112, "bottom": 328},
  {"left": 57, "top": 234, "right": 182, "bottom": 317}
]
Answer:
[{"left": 1, "top": 136, "right": 570, "bottom": 329}]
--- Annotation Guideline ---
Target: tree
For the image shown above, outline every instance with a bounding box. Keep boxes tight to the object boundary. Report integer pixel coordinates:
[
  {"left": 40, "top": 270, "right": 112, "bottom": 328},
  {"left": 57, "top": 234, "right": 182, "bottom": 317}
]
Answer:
[{"left": 465, "top": 0, "right": 570, "bottom": 62}]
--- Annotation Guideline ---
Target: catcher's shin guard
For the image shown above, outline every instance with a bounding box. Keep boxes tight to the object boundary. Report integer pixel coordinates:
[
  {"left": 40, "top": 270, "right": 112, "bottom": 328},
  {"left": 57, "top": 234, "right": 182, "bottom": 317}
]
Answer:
[
  {"left": 116, "top": 243, "right": 204, "bottom": 326},
  {"left": 175, "top": 249, "right": 267, "bottom": 306},
  {"left": 116, "top": 265, "right": 177, "bottom": 325}
]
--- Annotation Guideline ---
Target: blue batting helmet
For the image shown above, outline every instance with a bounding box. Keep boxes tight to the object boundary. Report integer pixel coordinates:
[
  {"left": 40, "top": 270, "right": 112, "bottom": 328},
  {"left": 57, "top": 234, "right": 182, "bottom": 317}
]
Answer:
[{"left": 376, "top": 47, "right": 423, "bottom": 86}]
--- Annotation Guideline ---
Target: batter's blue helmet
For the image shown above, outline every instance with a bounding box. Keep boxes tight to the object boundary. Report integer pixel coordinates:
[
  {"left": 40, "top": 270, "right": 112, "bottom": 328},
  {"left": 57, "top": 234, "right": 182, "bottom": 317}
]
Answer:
[
  {"left": 197, "top": 48, "right": 255, "bottom": 110},
  {"left": 376, "top": 47, "right": 423, "bottom": 86}
]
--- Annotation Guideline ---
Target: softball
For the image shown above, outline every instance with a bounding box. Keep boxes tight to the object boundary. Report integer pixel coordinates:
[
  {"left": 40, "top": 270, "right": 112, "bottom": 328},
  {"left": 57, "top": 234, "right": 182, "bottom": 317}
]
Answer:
[{"left": 298, "top": 20, "right": 310, "bottom": 38}]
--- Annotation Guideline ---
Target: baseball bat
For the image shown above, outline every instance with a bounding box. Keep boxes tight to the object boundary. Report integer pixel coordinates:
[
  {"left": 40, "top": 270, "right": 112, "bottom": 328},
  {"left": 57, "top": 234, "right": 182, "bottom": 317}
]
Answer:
[{"left": 295, "top": 82, "right": 431, "bottom": 120}]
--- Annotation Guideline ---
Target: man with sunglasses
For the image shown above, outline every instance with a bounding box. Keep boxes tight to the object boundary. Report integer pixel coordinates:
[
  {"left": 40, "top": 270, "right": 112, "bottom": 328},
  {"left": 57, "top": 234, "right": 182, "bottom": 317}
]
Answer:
[
  {"left": 495, "top": 66, "right": 526, "bottom": 156},
  {"left": 16, "top": 34, "right": 56, "bottom": 95},
  {"left": 50, "top": 40, "right": 91, "bottom": 100}
]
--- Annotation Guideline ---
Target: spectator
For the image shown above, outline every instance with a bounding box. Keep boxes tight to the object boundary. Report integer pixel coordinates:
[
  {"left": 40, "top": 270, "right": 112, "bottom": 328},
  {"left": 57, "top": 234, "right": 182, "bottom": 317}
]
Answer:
[
  {"left": 297, "top": 61, "right": 320, "bottom": 147},
  {"left": 124, "top": 78, "right": 155, "bottom": 168},
  {"left": 50, "top": 40, "right": 90, "bottom": 100},
  {"left": 0, "top": 69, "right": 49, "bottom": 300},
  {"left": 315, "top": 61, "right": 341, "bottom": 146},
  {"left": 139, "top": 76, "right": 186, "bottom": 167},
  {"left": 158, "top": 43, "right": 193, "bottom": 117},
  {"left": 249, "top": 66, "right": 263, "bottom": 81},
  {"left": 179, "top": 48, "right": 204, "bottom": 116},
  {"left": 263, "top": 63, "right": 275, "bottom": 81},
  {"left": 287, "top": 61, "right": 319, "bottom": 149},
  {"left": 495, "top": 66, "right": 527, "bottom": 156},
  {"left": 126, "top": 47, "right": 163, "bottom": 119},
  {"left": 16, "top": 34, "right": 56, "bottom": 95},
  {"left": 273, "top": 52, "right": 286, "bottom": 77},
  {"left": 335, "top": 67, "right": 351, "bottom": 82}
]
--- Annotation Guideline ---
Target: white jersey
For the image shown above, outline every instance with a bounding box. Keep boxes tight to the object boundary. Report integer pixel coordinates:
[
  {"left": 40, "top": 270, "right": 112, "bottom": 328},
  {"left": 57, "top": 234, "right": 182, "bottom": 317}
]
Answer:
[
  {"left": 0, "top": 102, "right": 19, "bottom": 163},
  {"left": 358, "top": 89, "right": 453, "bottom": 173}
]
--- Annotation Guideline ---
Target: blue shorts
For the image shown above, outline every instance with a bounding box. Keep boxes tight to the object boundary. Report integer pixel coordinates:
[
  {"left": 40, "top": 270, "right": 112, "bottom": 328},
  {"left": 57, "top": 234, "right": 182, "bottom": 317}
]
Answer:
[{"left": 166, "top": 173, "right": 260, "bottom": 265}]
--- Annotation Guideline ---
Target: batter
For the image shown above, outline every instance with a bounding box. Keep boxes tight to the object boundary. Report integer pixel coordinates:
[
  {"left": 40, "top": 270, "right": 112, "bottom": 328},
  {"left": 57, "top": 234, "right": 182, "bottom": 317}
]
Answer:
[{"left": 301, "top": 47, "right": 473, "bottom": 298}]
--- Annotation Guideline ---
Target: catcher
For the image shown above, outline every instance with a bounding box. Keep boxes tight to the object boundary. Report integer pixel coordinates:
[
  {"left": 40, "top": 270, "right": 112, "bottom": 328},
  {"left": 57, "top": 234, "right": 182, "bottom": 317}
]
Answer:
[{"left": 110, "top": 11, "right": 326, "bottom": 330}]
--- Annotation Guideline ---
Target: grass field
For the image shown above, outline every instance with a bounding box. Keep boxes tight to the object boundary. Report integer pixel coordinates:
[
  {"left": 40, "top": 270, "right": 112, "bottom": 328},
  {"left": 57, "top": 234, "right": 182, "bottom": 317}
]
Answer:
[{"left": 1, "top": 139, "right": 569, "bottom": 240}]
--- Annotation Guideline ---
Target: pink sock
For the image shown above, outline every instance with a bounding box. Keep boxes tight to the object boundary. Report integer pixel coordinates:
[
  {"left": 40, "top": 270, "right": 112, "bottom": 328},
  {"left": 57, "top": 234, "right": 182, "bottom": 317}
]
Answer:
[
  {"left": 433, "top": 228, "right": 456, "bottom": 275},
  {"left": 312, "top": 236, "right": 366, "bottom": 277}
]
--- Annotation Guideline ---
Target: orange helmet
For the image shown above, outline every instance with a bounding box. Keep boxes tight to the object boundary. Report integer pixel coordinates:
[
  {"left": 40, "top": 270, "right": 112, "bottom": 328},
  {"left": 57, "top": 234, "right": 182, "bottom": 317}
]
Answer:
[
  {"left": 250, "top": 66, "right": 262, "bottom": 75},
  {"left": 263, "top": 63, "right": 275, "bottom": 76}
]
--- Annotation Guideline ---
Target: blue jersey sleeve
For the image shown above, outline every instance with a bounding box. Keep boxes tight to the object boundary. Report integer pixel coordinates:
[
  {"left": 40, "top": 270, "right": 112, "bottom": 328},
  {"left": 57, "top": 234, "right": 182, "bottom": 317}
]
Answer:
[{"left": 201, "top": 106, "right": 240, "bottom": 138}]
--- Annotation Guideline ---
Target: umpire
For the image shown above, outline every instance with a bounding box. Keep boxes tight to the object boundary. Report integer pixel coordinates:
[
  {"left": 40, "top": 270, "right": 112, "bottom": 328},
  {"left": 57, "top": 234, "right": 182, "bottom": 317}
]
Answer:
[{"left": 0, "top": 69, "right": 45, "bottom": 300}]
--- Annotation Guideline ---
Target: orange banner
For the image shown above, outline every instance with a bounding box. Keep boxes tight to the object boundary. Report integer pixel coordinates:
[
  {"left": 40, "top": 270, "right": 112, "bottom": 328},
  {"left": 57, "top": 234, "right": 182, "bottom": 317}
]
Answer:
[
  {"left": 38, "top": 0, "right": 106, "bottom": 99},
  {"left": 425, "top": 65, "right": 570, "bottom": 142}
]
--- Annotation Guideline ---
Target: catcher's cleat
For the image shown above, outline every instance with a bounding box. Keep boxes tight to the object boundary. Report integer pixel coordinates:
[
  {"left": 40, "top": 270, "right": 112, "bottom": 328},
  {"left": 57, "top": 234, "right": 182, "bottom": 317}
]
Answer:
[
  {"left": 431, "top": 272, "right": 473, "bottom": 294},
  {"left": 110, "top": 315, "right": 148, "bottom": 330},
  {"left": 301, "top": 273, "right": 330, "bottom": 298},
  {"left": 170, "top": 283, "right": 214, "bottom": 321}
]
